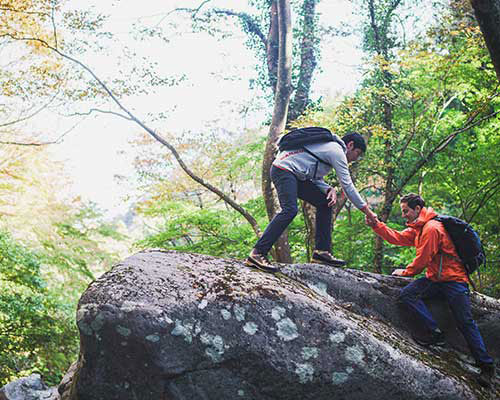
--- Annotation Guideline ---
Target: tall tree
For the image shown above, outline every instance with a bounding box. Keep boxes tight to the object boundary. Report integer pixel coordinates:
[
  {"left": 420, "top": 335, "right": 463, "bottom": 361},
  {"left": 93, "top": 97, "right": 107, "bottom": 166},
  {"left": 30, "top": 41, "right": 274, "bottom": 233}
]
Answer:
[
  {"left": 470, "top": 0, "right": 500, "bottom": 82},
  {"left": 174, "top": 0, "right": 321, "bottom": 261},
  {"left": 358, "top": 0, "right": 403, "bottom": 272},
  {"left": 179, "top": 0, "right": 320, "bottom": 123},
  {"left": 1, "top": 1, "right": 302, "bottom": 261},
  {"left": 354, "top": 0, "right": 499, "bottom": 273},
  {"left": 261, "top": 0, "right": 293, "bottom": 262}
]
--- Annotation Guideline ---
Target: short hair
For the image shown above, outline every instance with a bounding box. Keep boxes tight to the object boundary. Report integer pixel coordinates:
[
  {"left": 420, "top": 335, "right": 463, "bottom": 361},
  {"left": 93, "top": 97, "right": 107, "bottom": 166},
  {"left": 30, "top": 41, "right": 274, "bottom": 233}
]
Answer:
[
  {"left": 342, "top": 132, "right": 366, "bottom": 153},
  {"left": 400, "top": 193, "right": 425, "bottom": 210}
]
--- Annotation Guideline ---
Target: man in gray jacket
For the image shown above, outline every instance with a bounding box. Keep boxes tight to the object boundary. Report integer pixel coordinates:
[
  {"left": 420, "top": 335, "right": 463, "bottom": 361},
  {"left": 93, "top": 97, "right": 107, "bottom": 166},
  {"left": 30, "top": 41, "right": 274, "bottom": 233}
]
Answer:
[{"left": 246, "top": 132, "right": 377, "bottom": 272}]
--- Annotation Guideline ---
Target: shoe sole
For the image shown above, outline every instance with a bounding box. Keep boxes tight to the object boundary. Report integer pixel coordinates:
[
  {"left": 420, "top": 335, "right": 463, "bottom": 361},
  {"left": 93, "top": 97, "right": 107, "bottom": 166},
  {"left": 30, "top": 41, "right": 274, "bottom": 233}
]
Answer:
[
  {"left": 413, "top": 339, "right": 446, "bottom": 347},
  {"left": 245, "top": 258, "right": 279, "bottom": 273},
  {"left": 311, "top": 258, "right": 346, "bottom": 268}
]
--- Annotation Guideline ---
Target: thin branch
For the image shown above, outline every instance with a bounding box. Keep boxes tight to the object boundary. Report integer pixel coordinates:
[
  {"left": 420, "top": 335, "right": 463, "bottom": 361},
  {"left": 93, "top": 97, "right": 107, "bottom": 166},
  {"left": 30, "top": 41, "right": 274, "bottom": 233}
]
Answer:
[
  {"left": 153, "top": 0, "right": 213, "bottom": 27},
  {"left": 0, "top": 7, "right": 50, "bottom": 17},
  {"left": 466, "top": 180, "right": 500, "bottom": 222},
  {"left": 50, "top": 1, "right": 58, "bottom": 49},
  {"left": 0, "top": 92, "right": 59, "bottom": 128},
  {"left": 1, "top": 33, "right": 262, "bottom": 237},
  {"left": 212, "top": 9, "right": 267, "bottom": 47},
  {"left": 397, "top": 94, "right": 458, "bottom": 164},
  {"left": 64, "top": 108, "right": 133, "bottom": 121},
  {"left": 0, "top": 140, "right": 53, "bottom": 146},
  {"left": 396, "top": 109, "right": 500, "bottom": 197},
  {"left": 0, "top": 118, "right": 83, "bottom": 146},
  {"left": 463, "top": 177, "right": 500, "bottom": 211}
]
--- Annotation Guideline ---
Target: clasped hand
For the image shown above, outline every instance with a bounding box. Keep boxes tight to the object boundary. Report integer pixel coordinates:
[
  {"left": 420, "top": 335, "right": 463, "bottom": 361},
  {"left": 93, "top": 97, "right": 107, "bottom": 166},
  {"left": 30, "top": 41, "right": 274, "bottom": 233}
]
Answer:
[{"left": 364, "top": 213, "right": 379, "bottom": 227}]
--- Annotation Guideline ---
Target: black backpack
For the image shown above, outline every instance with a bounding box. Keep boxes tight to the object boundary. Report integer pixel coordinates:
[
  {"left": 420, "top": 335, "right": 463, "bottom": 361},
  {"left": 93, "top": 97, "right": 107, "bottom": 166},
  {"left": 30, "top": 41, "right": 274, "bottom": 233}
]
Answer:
[
  {"left": 277, "top": 127, "right": 341, "bottom": 167},
  {"left": 433, "top": 215, "right": 485, "bottom": 288},
  {"left": 278, "top": 127, "right": 335, "bottom": 150}
]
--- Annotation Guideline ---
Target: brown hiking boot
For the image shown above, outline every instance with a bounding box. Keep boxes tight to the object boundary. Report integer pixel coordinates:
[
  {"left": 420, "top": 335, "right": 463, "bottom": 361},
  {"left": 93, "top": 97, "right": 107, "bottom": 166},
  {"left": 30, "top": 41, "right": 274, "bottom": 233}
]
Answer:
[
  {"left": 476, "top": 363, "right": 496, "bottom": 388},
  {"left": 311, "top": 250, "right": 347, "bottom": 267},
  {"left": 246, "top": 251, "right": 279, "bottom": 273}
]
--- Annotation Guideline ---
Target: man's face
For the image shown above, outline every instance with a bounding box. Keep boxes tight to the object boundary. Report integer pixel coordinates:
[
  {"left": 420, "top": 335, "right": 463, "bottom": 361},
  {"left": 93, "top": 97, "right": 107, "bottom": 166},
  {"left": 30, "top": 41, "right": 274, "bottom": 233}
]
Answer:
[
  {"left": 346, "top": 141, "right": 363, "bottom": 163},
  {"left": 400, "top": 202, "right": 421, "bottom": 223}
]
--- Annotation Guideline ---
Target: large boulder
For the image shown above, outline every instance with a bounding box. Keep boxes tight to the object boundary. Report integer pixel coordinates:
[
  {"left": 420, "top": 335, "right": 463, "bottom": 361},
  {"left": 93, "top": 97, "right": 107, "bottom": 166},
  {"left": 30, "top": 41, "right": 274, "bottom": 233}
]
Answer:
[
  {"left": 0, "top": 374, "right": 59, "bottom": 400},
  {"left": 69, "top": 250, "right": 498, "bottom": 400}
]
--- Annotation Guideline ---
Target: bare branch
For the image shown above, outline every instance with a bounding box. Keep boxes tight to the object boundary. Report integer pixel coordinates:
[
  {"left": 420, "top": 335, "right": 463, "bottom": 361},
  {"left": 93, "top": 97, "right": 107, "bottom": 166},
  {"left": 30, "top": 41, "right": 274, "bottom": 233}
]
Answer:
[
  {"left": 50, "top": 1, "right": 58, "bottom": 49},
  {"left": 212, "top": 9, "right": 267, "bottom": 47},
  {"left": 156, "top": 2, "right": 267, "bottom": 47},
  {"left": 169, "top": 0, "right": 212, "bottom": 17},
  {"left": 396, "top": 109, "right": 500, "bottom": 197},
  {"left": 0, "top": 33, "right": 262, "bottom": 237},
  {"left": 0, "top": 118, "right": 84, "bottom": 146},
  {"left": 64, "top": 108, "right": 133, "bottom": 121},
  {"left": 0, "top": 91, "right": 59, "bottom": 128},
  {"left": 153, "top": 0, "right": 213, "bottom": 27}
]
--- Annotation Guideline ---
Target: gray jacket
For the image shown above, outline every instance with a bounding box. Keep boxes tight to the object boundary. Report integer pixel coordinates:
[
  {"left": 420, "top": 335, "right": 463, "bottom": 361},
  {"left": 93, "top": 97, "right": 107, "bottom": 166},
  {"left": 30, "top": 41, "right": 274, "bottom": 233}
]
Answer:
[{"left": 272, "top": 136, "right": 367, "bottom": 209}]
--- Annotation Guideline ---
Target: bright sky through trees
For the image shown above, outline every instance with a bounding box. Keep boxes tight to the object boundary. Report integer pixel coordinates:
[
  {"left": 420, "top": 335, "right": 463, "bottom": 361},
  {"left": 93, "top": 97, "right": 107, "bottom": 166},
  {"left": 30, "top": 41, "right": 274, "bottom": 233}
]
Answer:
[{"left": 44, "top": 0, "right": 434, "bottom": 217}]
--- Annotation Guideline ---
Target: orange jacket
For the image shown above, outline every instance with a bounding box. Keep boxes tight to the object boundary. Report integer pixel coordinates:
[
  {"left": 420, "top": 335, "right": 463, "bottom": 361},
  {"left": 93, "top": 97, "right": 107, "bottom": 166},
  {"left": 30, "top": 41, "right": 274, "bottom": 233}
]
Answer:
[{"left": 372, "top": 207, "right": 468, "bottom": 283}]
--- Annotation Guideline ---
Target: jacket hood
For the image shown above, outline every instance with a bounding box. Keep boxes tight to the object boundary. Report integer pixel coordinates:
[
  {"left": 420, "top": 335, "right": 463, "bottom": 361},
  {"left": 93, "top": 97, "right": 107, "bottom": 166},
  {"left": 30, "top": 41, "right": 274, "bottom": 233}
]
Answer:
[{"left": 407, "top": 207, "right": 438, "bottom": 229}]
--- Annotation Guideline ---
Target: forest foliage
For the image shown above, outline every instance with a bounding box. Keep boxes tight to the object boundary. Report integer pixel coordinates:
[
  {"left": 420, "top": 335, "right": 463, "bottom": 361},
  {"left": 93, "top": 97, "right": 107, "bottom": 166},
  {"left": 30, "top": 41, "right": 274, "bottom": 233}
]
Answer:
[{"left": 0, "top": 0, "right": 498, "bottom": 388}]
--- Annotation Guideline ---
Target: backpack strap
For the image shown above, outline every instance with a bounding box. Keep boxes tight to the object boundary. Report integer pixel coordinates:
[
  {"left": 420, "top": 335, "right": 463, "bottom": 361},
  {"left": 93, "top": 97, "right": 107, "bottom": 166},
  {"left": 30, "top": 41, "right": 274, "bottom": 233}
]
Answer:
[
  {"left": 436, "top": 251, "right": 478, "bottom": 290},
  {"left": 302, "top": 147, "right": 333, "bottom": 168},
  {"left": 302, "top": 135, "right": 345, "bottom": 168},
  {"left": 432, "top": 216, "right": 479, "bottom": 291}
]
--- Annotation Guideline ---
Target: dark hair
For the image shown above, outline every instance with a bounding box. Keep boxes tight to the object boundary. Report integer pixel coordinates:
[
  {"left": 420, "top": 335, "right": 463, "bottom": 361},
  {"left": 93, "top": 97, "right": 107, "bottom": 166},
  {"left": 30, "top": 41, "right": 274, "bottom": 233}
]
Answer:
[
  {"left": 400, "top": 193, "right": 425, "bottom": 210},
  {"left": 342, "top": 132, "right": 366, "bottom": 153}
]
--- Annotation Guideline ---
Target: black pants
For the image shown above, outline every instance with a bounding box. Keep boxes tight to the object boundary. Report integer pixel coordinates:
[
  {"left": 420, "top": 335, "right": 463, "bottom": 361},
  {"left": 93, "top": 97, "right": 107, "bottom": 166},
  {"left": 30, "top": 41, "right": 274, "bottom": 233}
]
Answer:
[{"left": 254, "top": 166, "right": 333, "bottom": 255}]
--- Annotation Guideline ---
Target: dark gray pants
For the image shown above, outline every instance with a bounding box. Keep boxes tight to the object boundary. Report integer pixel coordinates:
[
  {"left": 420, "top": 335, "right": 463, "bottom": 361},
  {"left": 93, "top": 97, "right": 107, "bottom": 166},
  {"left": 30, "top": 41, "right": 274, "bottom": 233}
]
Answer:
[{"left": 254, "top": 166, "right": 333, "bottom": 255}]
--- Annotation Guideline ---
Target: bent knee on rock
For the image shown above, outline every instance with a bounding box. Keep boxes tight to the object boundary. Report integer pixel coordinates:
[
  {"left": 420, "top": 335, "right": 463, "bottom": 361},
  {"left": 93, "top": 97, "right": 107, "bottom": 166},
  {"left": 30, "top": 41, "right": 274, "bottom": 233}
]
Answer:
[{"left": 397, "top": 288, "right": 413, "bottom": 305}]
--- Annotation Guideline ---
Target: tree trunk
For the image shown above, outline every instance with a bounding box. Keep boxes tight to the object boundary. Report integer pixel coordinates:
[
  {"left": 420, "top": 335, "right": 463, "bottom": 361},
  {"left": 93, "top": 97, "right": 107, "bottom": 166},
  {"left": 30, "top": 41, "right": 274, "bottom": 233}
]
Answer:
[
  {"left": 470, "top": 0, "right": 500, "bottom": 82},
  {"left": 287, "top": 0, "right": 318, "bottom": 123},
  {"left": 190, "top": 1, "right": 321, "bottom": 260},
  {"left": 267, "top": 1, "right": 279, "bottom": 93},
  {"left": 301, "top": 201, "right": 316, "bottom": 260},
  {"left": 262, "top": 0, "right": 293, "bottom": 263},
  {"left": 367, "top": 0, "right": 399, "bottom": 273},
  {"left": 373, "top": 104, "right": 395, "bottom": 273},
  {"left": 374, "top": 192, "right": 397, "bottom": 273}
]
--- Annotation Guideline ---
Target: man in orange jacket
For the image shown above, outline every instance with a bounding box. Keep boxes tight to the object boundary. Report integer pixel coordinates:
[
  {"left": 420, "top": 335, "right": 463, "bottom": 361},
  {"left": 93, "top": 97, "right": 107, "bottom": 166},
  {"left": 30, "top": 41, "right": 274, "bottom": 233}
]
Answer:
[{"left": 366, "top": 193, "right": 495, "bottom": 387}]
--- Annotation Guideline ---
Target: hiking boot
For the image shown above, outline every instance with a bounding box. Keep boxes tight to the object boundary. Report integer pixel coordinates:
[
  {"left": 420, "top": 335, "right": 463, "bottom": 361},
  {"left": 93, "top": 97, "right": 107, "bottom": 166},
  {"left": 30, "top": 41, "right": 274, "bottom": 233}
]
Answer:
[
  {"left": 413, "top": 328, "right": 445, "bottom": 347},
  {"left": 311, "top": 250, "right": 347, "bottom": 267},
  {"left": 476, "top": 363, "right": 495, "bottom": 388},
  {"left": 246, "top": 251, "right": 279, "bottom": 273}
]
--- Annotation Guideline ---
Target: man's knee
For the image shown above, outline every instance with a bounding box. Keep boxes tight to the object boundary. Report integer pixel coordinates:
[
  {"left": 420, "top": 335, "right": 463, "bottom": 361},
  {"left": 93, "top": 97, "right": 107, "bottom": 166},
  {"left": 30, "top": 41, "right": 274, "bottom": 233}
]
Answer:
[
  {"left": 281, "top": 205, "right": 298, "bottom": 220},
  {"left": 397, "top": 287, "right": 413, "bottom": 305}
]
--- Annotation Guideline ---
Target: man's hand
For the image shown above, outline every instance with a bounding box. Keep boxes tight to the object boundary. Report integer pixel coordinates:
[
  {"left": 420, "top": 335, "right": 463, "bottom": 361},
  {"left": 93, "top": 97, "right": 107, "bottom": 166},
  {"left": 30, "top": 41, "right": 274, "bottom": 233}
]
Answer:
[
  {"left": 365, "top": 215, "right": 378, "bottom": 227},
  {"left": 391, "top": 269, "right": 406, "bottom": 276},
  {"left": 362, "top": 207, "right": 378, "bottom": 226},
  {"left": 326, "top": 188, "right": 337, "bottom": 207}
]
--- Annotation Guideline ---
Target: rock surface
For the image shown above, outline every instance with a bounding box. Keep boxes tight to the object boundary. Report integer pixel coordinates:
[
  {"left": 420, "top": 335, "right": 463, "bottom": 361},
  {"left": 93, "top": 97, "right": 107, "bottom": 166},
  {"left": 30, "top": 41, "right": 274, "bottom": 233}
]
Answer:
[
  {"left": 67, "top": 250, "right": 498, "bottom": 400},
  {"left": 0, "top": 374, "right": 59, "bottom": 400}
]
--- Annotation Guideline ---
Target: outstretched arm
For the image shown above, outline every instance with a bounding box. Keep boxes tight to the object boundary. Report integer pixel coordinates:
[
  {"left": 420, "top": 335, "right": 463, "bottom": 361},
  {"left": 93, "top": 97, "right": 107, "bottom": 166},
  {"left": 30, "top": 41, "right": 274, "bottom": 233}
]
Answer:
[
  {"left": 360, "top": 205, "right": 378, "bottom": 224},
  {"left": 365, "top": 217, "right": 416, "bottom": 247}
]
